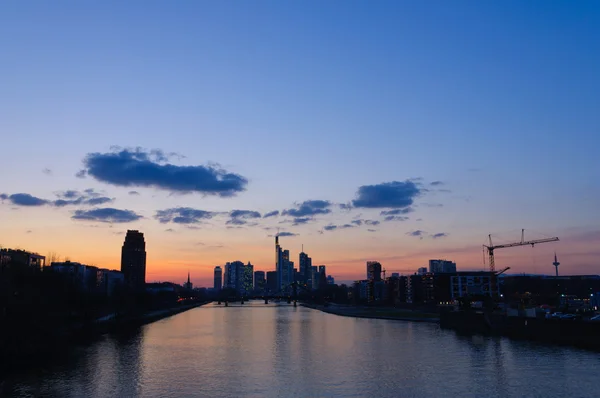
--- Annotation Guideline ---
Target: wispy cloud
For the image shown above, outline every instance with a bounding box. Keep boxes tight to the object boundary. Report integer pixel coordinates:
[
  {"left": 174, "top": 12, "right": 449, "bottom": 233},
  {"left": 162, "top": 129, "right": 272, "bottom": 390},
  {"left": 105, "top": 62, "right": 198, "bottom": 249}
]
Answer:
[
  {"left": 72, "top": 208, "right": 142, "bottom": 223},
  {"left": 155, "top": 207, "right": 217, "bottom": 224},
  {"left": 283, "top": 200, "right": 332, "bottom": 217},
  {"left": 263, "top": 210, "right": 279, "bottom": 218}
]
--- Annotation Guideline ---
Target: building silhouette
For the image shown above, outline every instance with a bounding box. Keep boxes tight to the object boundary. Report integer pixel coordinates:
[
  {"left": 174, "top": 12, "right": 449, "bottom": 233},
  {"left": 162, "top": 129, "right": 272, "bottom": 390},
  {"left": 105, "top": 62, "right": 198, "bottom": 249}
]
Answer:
[
  {"left": 366, "top": 261, "right": 382, "bottom": 281},
  {"left": 428, "top": 259, "right": 456, "bottom": 274},
  {"left": 254, "top": 271, "right": 266, "bottom": 294},
  {"left": 120, "top": 230, "right": 146, "bottom": 290},
  {"left": 184, "top": 271, "right": 193, "bottom": 290},
  {"left": 299, "top": 249, "right": 312, "bottom": 283},
  {"left": 266, "top": 271, "right": 278, "bottom": 294},
  {"left": 214, "top": 266, "right": 222, "bottom": 292},
  {"left": 275, "top": 236, "right": 293, "bottom": 292}
]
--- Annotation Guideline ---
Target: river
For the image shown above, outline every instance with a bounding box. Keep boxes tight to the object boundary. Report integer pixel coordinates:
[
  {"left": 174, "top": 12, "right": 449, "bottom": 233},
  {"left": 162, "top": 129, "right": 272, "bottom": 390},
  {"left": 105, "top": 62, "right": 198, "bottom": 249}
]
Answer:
[{"left": 2, "top": 301, "right": 599, "bottom": 397}]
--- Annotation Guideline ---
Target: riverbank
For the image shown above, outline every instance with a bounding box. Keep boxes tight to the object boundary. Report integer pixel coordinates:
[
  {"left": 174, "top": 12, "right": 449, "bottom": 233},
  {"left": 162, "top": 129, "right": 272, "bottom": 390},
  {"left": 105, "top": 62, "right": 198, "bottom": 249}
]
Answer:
[
  {"left": 1, "top": 301, "right": 209, "bottom": 375},
  {"left": 303, "top": 303, "right": 439, "bottom": 323}
]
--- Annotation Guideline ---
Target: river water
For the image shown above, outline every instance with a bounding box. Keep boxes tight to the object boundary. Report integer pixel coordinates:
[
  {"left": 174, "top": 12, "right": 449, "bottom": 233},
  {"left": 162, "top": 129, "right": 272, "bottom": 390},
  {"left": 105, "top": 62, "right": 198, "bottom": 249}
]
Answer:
[{"left": 2, "top": 302, "right": 599, "bottom": 397}]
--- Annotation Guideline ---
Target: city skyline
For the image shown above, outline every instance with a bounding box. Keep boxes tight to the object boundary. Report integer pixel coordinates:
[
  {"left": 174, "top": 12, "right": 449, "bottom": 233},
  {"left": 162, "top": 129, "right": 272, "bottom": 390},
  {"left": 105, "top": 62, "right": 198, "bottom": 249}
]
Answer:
[{"left": 1, "top": 2, "right": 599, "bottom": 287}]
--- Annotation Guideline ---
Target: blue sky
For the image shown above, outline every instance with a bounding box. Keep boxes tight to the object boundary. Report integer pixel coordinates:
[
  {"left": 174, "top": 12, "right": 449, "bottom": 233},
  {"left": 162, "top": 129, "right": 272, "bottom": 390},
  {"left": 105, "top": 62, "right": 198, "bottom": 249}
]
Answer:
[{"left": 1, "top": 1, "right": 599, "bottom": 284}]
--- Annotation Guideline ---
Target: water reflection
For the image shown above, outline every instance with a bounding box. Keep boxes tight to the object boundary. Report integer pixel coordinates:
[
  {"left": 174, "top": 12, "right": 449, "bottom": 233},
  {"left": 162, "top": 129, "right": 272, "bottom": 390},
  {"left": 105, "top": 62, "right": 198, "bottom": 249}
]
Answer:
[{"left": 3, "top": 302, "right": 600, "bottom": 398}]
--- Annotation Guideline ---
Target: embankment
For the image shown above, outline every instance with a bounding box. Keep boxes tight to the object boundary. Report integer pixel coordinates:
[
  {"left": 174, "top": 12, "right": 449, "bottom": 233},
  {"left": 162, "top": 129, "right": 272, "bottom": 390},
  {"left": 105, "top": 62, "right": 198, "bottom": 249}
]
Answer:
[{"left": 303, "top": 303, "right": 439, "bottom": 323}]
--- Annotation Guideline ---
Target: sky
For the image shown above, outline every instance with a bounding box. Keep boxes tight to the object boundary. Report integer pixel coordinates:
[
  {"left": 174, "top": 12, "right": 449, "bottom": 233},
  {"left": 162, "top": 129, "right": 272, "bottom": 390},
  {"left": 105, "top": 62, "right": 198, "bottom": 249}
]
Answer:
[{"left": 1, "top": 1, "right": 599, "bottom": 287}]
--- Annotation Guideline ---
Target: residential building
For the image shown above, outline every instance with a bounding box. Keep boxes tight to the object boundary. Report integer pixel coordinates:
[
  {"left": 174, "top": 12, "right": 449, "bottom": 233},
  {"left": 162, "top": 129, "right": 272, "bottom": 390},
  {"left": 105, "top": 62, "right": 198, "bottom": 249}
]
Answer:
[
  {"left": 429, "top": 259, "right": 456, "bottom": 274},
  {"left": 366, "top": 261, "right": 382, "bottom": 281},
  {"left": 121, "top": 230, "right": 146, "bottom": 290},
  {"left": 0, "top": 248, "right": 45, "bottom": 270}
]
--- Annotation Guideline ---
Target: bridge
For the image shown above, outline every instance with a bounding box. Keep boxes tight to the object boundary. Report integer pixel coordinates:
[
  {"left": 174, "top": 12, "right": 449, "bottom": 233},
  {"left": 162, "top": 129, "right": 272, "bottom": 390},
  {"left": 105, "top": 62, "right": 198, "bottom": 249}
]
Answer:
[{"left": 216, "top": 281, "right": 311, "bottom": 307}]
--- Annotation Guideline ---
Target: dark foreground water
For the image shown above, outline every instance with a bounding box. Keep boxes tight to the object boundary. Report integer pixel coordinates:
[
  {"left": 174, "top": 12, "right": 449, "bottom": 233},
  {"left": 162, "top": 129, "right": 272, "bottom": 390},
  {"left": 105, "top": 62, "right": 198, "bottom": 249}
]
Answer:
[{"left": 2, "top": 302, "right": 599, "bottom": 397}]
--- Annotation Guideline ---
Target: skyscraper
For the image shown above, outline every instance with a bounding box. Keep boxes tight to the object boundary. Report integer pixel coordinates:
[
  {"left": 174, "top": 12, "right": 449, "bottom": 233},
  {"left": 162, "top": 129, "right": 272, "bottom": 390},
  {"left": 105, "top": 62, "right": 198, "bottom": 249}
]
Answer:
[
  {"left": 121, "top": 230, "right": 146, "bottom": 290},
  {"left": 266, "top": 271, "right": 278, "bottom": 294},
  {"left": 275, "top": 236, "right": 294, "bottom": 292},
  {"left": 242, "top": 262, "right": 254, "bottom": 295},
  {"left": 318, "top": 265, "right": 327, "bottom": 289},
  {"left": 311, "top": 266, "right": 319, "bottom": 290},
  {"left": 367, "top": 261, "right": 382, "bottom": 281},
  {"left": 224, "top": 261, "right": 244, "bottom": 292},
  {"left": 214, "top": 266, "right": 222, "bottom": 292},
  {"left": 254, "top": 270, "right": 266, "bottom": 293},
  {"left": 299, "top": 250, "right": 312, "bottom": 284}
]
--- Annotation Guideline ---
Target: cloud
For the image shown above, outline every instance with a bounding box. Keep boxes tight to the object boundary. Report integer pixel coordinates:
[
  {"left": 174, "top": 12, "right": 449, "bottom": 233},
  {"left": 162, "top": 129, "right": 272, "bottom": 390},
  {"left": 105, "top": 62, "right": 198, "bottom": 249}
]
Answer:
[
  {"left": 0, "top": 194, "right": 7, "bottom": 200},
  {"left": 75, "top": 170, "right": 86, "bottom": 178},
  {"left": 351, "top": 220, "right": 362, "bottom": 226},
  {"left": 431, "top": 232, "right": 449, "bottom": 239},
  {"left": 365, "top": 220, "right": 380, "bottom": 226},
  {"left": 292, "top": 217, "right": 312, "bottom": 225},
  {"left": 81, "top": 148, "right": 248, "bottom": 196},
  {"left": 53, "top": 189, "right": 113, "bottom": 207},
  {"left": 380, "top": 208, "right": 413, "bottom": 216},
  {"left": 430, "top": 181, "right": 444, "bottom": 186},
  {"left": 339, "top": 203, "right": 352, "bottom": 210},
  {"left": 323, "top": 223, "right": 355, "bottom": 231},
  {"left": 277, "top": 232, "right": 298, "bottom": 237},
  {"left": 128, "top": 191, "right": 140, "bottom": 196},
  {"left": 26, "top": 230, "right": 32, "bottom": 234},
  {"left": 263, "top": 210, "right": 280, "bottom": 218},
  {"left": 383, "top": 216, "right": 409, "bottom": 222},
  {"left": 42, "top": 168, "right": 52, "bottom": 176},
  {"left": 282, "top": 200, "right": 332, "bottom": 217},
  {"left": 155, "top": 207, "right": 216, "bottom": 224},
  {"left": 367, "top": 229, "right": 377, "bottom": 232},
  {"left": 406, "top": 230, "right": 425, "bottom": 240},
  {"left": 437, "top": 189, "right": 452, "bottom": 193},
  {"left": 230, "top": 210, "right": 261, "bottom": 219},
  {"left": 72, "top": 208, "right": 142, "bottom": 223},
  {"left": 352, "top": 180, "right": 421, "bottom": 208},
  {"left": 6, "top": 193, "right": 48, "bottom": 206},
  {"left": 226, "top": 218, "right": 247, "bottom": 226}
]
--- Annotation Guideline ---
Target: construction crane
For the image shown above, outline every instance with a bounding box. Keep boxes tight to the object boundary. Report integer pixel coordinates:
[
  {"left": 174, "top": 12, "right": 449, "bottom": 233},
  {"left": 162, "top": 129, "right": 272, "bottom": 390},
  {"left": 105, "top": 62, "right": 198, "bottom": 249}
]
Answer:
[
  {"left": 484, "top": 229, "right": 559, "bottom": 273},
  {"left": 495, "top": 266, "right": 510, "bottom": 276}
]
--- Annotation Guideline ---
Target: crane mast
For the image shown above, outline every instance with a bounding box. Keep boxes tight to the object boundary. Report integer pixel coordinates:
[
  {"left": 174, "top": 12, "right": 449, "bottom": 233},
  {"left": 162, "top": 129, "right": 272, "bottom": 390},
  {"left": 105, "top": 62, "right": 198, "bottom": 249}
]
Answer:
[{"left": 483, "top": 229, "right": 559, "bottom": 273}]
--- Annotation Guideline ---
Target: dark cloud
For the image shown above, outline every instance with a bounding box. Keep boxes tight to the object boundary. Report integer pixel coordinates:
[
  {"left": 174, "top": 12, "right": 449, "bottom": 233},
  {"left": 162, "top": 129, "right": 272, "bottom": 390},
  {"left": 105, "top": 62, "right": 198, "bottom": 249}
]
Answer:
[
  {"left": 380, "top": 208, "right": 414, "bottom": 216},
  {"left": 383, "top": 216, "right": 409, "bottom": 222},
  {"left": 282, "top": 200, "right": 332, "bottom": 217},
  {"left": 292, "top": 217, "right": 312, "bottom": 225},
  {"left": 42, "top": 168, "right": 52, "bottom": 176},
  {"left": 323, "top": 224, "right": 354, "bottom": 231},
  {"left": 407, "top": 230, "right": 425, "bottom": 239},
  {"left": 226, "top": 218, "right": 247, "bottom": 226},
  {"left": 339, "top": 203, "right": 352, "bottom": 210},
  {"left": 81, "top": 148, "right": 248, "bottom": 196},
  {"left": 230, "top": 210, "right": 261, "bottom": 219},
  {"left": 263, "top": 210, "right": 280, "bottom": 218},
  {"left": 437, "top": 189, "right": 452, "bottom": 193},
  {"left": 165, "top": 228, "right": 175, "bottom": 232},
  {"left": 128, "top": 191, "right": 140, "bottom": 196},
  {"left": 367, "top": 229, "right": 377, "bottom": 232},
  {"left": 6, "top": 193, "right": 48, "bottom": 206},
  {"left": 277, "top": 232, "right": 298, "bottom": 237},
  {"left": 430, "top": 181, "right": 444, "bottom": 186},
  {"left": 75, "top": 170, "right": 86, "bottom": 178},
  {"left": 85, "top": 197, "right": 113, "bottom": 206},
  {"left": 352, "top": 180, "right": 421, "bottom": 208},
  {"left": 351, "top": 220, "right": 362, "bottom": 226},
  {"left": 432, "top": 232, "right": 449, "bottom": 239},
  {"left": 72, "top": 208, "right": 142, "bottom": 223},
  {"left": 365, "top": 220, "right": 380, "bottom": 226},
  {"left": 58, "top": 190, "right": 80, "bottom": 199},
  {"left": 155, "top": 207, "right": 216, "bottom": 224},
  {"left": 26, "top": 230, "right": 33, "bottom": 234},
  {"left": 53, "top": 190, "right": 113, "bottom": 207}
]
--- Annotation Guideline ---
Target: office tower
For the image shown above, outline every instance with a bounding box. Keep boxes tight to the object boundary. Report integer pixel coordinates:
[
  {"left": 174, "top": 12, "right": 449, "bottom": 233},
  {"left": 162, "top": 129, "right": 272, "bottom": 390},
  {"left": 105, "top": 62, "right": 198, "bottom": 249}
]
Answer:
[
  {"left": 214, "top": 266, "right": 223, "bottom": 291},
  {"left": 311, "top": 266, "right": 319, "bottom": 290},
  {"left": 266, "top": 271, "right": 278, "bottom": 294},
  {"left": 275, "top": 236, "right": 294, "bottom": 292},
  {"left": 121, "top": 230, "right": 146, "bottom": 290},
  {"left": 428, "top": 259, "right": 456, "bottom": 274},
  {"left": 299, "top": 249, "right": 312, "bottom": 283},
  {"left": 318, "top": 265, "right": 327, "bottom": 289},
  {"left": 224, "top": 261, "right": 244, "bottom": 291},
  {"left": 366, "top": 261, "right": 382, "bottom": 281},
  {"left": 326, "top": 275, "right": 335, "bottom": 285},
  {"left": 254, "top": 271, "right": 266, "bottom": 293}
]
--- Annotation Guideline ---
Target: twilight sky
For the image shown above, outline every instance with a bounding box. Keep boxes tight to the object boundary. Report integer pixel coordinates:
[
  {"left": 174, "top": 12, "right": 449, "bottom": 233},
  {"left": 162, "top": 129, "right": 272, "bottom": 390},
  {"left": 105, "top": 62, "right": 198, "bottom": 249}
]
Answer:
[{"left": 1, "top": 1, "right": 599, "bottom": 286}]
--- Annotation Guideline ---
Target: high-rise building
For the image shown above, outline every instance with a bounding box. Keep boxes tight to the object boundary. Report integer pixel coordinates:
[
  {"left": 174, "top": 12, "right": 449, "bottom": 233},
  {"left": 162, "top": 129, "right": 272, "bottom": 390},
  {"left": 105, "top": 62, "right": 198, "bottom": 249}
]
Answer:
[
  {"left": 326, "top": 275, "right": 335, "bottom": 285},
  {"left": 299, "top": 250, "right": 312, "bottom": 283},
  {"left": 254, "top": 271, "right": 266, "bottom": 293},
  {"left": 266, "top": 271, "right": 278, "bottom": 294},
  {"left": 366, "top": 261, "right": 382, "bottom": 281},
  {"left": 121, "top": 230, "right": 146, "bottom": 290},
  {"left": 224, "top": 261, "right": 244, "bottom": 291},
  {"left": 311, "top": 266, "right": 319, "bottom": 290},
  {"left": 429, "top": 259, "right": 456, "bottom": 274},
  {"left": 417, "top": 267, "right": 428, "bottom": 275},
  {"left": 214, "top": 266, "right": 222, "bottom": 291},
  {"left": 318, "top": 265, "right": 327, "bottom": 289},
  {"left": 242, "top": 262, "right": 254, "bottom": 295},
  {"left": 275, "top": 236, "right": 294, "bottom": 292}
]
